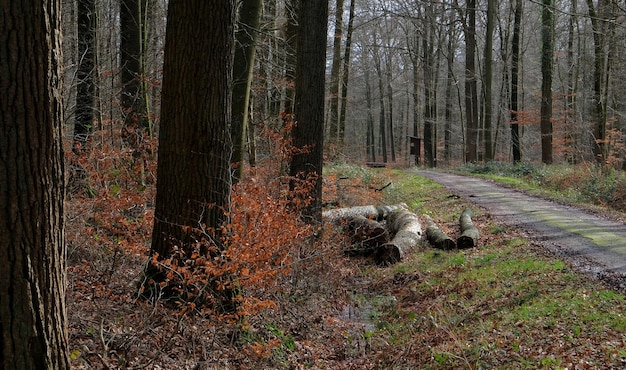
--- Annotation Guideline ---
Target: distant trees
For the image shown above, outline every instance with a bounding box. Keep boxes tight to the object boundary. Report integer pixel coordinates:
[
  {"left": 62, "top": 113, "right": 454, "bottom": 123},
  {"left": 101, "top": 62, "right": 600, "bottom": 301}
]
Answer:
[{"left": 0, "top": 0, "right": 69, "bottom": 368}]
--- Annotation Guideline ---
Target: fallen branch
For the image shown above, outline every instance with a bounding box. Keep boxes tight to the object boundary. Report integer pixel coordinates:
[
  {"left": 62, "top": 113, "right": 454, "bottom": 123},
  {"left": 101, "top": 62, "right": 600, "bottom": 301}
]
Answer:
[
  {"left": 375, "top": 208, "right": 422, "bottom": 265},
  {"left": 457, "top": 208, "right": 479, "bottom": 249},
  {"left": 424, "top": 215, "right": 456, "bottom": 250}
]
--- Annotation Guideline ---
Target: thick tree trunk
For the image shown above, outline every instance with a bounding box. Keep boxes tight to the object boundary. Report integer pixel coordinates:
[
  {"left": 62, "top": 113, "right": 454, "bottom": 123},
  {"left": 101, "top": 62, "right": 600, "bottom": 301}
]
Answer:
[
  {"left": 0, "top": 0, "right": 69, "bottom": 367},
  {"left": 290, "top": 0, "right": 328, "bottom": 224},
  {"left": 375, "top": 209, "right": 422, "bottom": 265},
  {"left": 424, "top": 215, "right": 455, "bottom": 250},
  {"left": 457, "top": 209, "right": 479, "bottom": 249},
  {"left": 150, "top": 0, "right": 234, "bottom": 258}
]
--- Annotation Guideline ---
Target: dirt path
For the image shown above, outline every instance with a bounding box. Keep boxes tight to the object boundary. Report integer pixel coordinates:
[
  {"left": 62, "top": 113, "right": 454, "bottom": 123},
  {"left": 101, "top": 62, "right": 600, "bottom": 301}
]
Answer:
[{"left": 414, "top": 169, "right": 626, "bottom": 290}]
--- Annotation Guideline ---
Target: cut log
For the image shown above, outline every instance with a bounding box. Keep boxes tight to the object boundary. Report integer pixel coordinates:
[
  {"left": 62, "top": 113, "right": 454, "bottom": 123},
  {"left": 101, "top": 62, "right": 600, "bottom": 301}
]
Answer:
[
  {"left": 457, "top": 208, "right": 479, "bottom": 249},
  {"left": 343, "top": 215, "right": 389, "bottom": 256},
  {"left": 322, "top": 203, "right": 407, "bottom": 222},
  {"left": 375, "top": 208, "right": 422, "bottom": 265},
  {"left": 423, "top": 215, "right": 456, "bottom": 250}
]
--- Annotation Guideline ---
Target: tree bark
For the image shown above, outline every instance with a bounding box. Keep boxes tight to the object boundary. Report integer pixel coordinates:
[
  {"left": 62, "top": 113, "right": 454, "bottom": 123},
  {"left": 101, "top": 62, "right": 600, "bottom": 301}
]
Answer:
[
  {"left": 338, "top": 0, "right": 356, "bottom": 144},
  {"left": 74, "top": 0, "right": 97, "bottom": 154},
  {"left": 375, "top": 209, "right": 422, "bottom": 265},
  {"left": 423, "top": 6, "right": 436, "bottom": 168},
  {"left": 323, "top": 204, "right": 407, "bottom": 223},
  {"left": 463, "top": 0, "right": 479, "bottom": 163},
  {"left": 364, "top": 66, "right": 376, "bottom": 162},
  {"left": 150, "top": 0, "right": 234, "bottom": 259},
  {"left": 540, "top": 0, "right": 554, "bottom": 164},
  {"left": 510, "top": 0, "right": 522, "bottom": 162},
  {"left": 483, "top": 0, "right": 495, "bottom": 161},
  {"left": 120, "top": 0, "right": 150, "bottom": 140},
  {"left": 289, "top": 0, "right": 328, "bottom": 224},
  {"left": 231, "top": 0, "right": 262, "bottom": 182},
  {"left": 328, "top": 0, "right": 344, "bottom": 144},
  {"left": 457, "top": 209, "right": 479, "bottom": 249},
  {"left": 0, "top": 0, "right": 69, "bottom": 367},
  {"left": 424, "top": 215, "right": 455, "bottom": 250},
  {"left": 373, "top": 41, "right": 388, "bottom": 163}
]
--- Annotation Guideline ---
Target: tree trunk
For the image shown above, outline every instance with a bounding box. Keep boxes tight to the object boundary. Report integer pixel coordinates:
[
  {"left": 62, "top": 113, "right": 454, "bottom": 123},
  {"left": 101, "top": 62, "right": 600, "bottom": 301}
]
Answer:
[
  {"left": 463, "top": 0, "right": 479, "bottom": 163},
  {"left": 150, "top": 0, "right": 234, "bottom": 262},
  {"left": 424, "top": 215, "right": 455, "bottom": 250},
  {"left": 423, "top": 10, "right": 436, "bottom": 168},
  {"left": 338, "top": 0, "right": 356, "bottom": 144},
  {"left": 282, "top": 0, "right": 298, "bottom": 116},
  {"left": 231, "top": 0, "right": 262, "bottom": 182},
  {"left": 586, "top": 0, "right": 614, "bottom": 164},
  {"left": 483, "top": 0, "right": 495, "bottom": 161},
  {"left": 457, "top": 209, "right": 479, "bottom": 249},
  {"left": 540, "top": 0, "right": 554, "bottom": 164},
  {"left": 120, "top": 0, "right": 150, "bottom": 142},
  {"left": 328, "top": 0, "right": 344, "bottom": 144},
  {"left": 510, "top": 0, "right": 522, "bottom": 162},
  {"left": 289, "top": 0, "right": 328, "bottom": 224},
  {"left": 0, "top": 0, "right": 70, "bottom": 367},
  {"left": 373, "top": 42, "right": 388, "bottom": 162},
  {"left": 74, "top": 0, "right": 97, "bottom": 154},
  {"left": 385, "top": 44, "right": 396, "bottom": 162},
  {"left": 375, "top": 209, "right": 422, "bottom": 265},
  {"left": 364, "top": 66, "right": 376, "bottom": 162}
]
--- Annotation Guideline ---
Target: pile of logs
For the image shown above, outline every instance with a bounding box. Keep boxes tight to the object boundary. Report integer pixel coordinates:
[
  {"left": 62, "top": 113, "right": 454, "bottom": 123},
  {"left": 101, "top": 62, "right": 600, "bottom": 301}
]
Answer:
[{"left": 323, "top": 205, "right": 480, "bottom": 265}]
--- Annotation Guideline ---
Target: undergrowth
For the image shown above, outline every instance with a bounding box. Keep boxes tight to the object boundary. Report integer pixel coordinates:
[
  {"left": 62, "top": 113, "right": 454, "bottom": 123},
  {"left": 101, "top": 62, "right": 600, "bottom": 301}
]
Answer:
[{"left": 66, "top": 137, "right": 626, "bottom": 369}]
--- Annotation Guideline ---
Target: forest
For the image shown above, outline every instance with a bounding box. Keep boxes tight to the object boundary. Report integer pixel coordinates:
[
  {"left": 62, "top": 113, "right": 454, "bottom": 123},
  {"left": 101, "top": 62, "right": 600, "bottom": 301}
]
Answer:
[{"left": 4, "top": 0, "right": 626, "bottom": 368}]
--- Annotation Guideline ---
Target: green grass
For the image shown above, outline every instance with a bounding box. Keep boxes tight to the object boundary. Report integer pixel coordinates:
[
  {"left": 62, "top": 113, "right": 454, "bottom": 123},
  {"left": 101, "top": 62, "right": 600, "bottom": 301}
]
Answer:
[
  {"left": 325, "top": 164, "right": 626, "bottom": 368},
  {"left": 454, "top": 161, "right": 626, "bottom": 216}
]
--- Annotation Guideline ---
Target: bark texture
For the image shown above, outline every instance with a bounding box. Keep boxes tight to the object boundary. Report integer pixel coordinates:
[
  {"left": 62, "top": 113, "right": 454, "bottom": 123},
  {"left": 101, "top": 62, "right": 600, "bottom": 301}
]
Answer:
[
  {"left": 150, "top": 0, "right": 234, "bottom": 257},
  {"left": 323, "top": 204, "right": 407, "bottom": 223},
  {"left": 457, "top": 209, "right": 479, "bottom": 249},
  {"left": 0, "top": 0, "right": 69, "bottom": 368},
  {"left": 290, "top": 0, "right": 328, "bottom": 223},
  {"left": 424, "top": 215, "right": 456, "bottom": 250},
  {"left": 376, "top": 209, "right": 423, "bottom": 265}
]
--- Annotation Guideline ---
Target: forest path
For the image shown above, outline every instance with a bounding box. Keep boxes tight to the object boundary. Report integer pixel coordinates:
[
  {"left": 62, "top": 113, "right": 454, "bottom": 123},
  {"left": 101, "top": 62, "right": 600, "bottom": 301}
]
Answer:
[{"left": 413, "top": 169, "right": 626, "bottom": 287}]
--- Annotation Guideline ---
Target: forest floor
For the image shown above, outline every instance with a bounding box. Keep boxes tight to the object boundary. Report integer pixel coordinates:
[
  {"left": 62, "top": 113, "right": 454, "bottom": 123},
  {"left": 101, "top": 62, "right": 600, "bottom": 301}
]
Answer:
[{"left": 67, "top": 163, "right": 626, "bottom": 369}]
